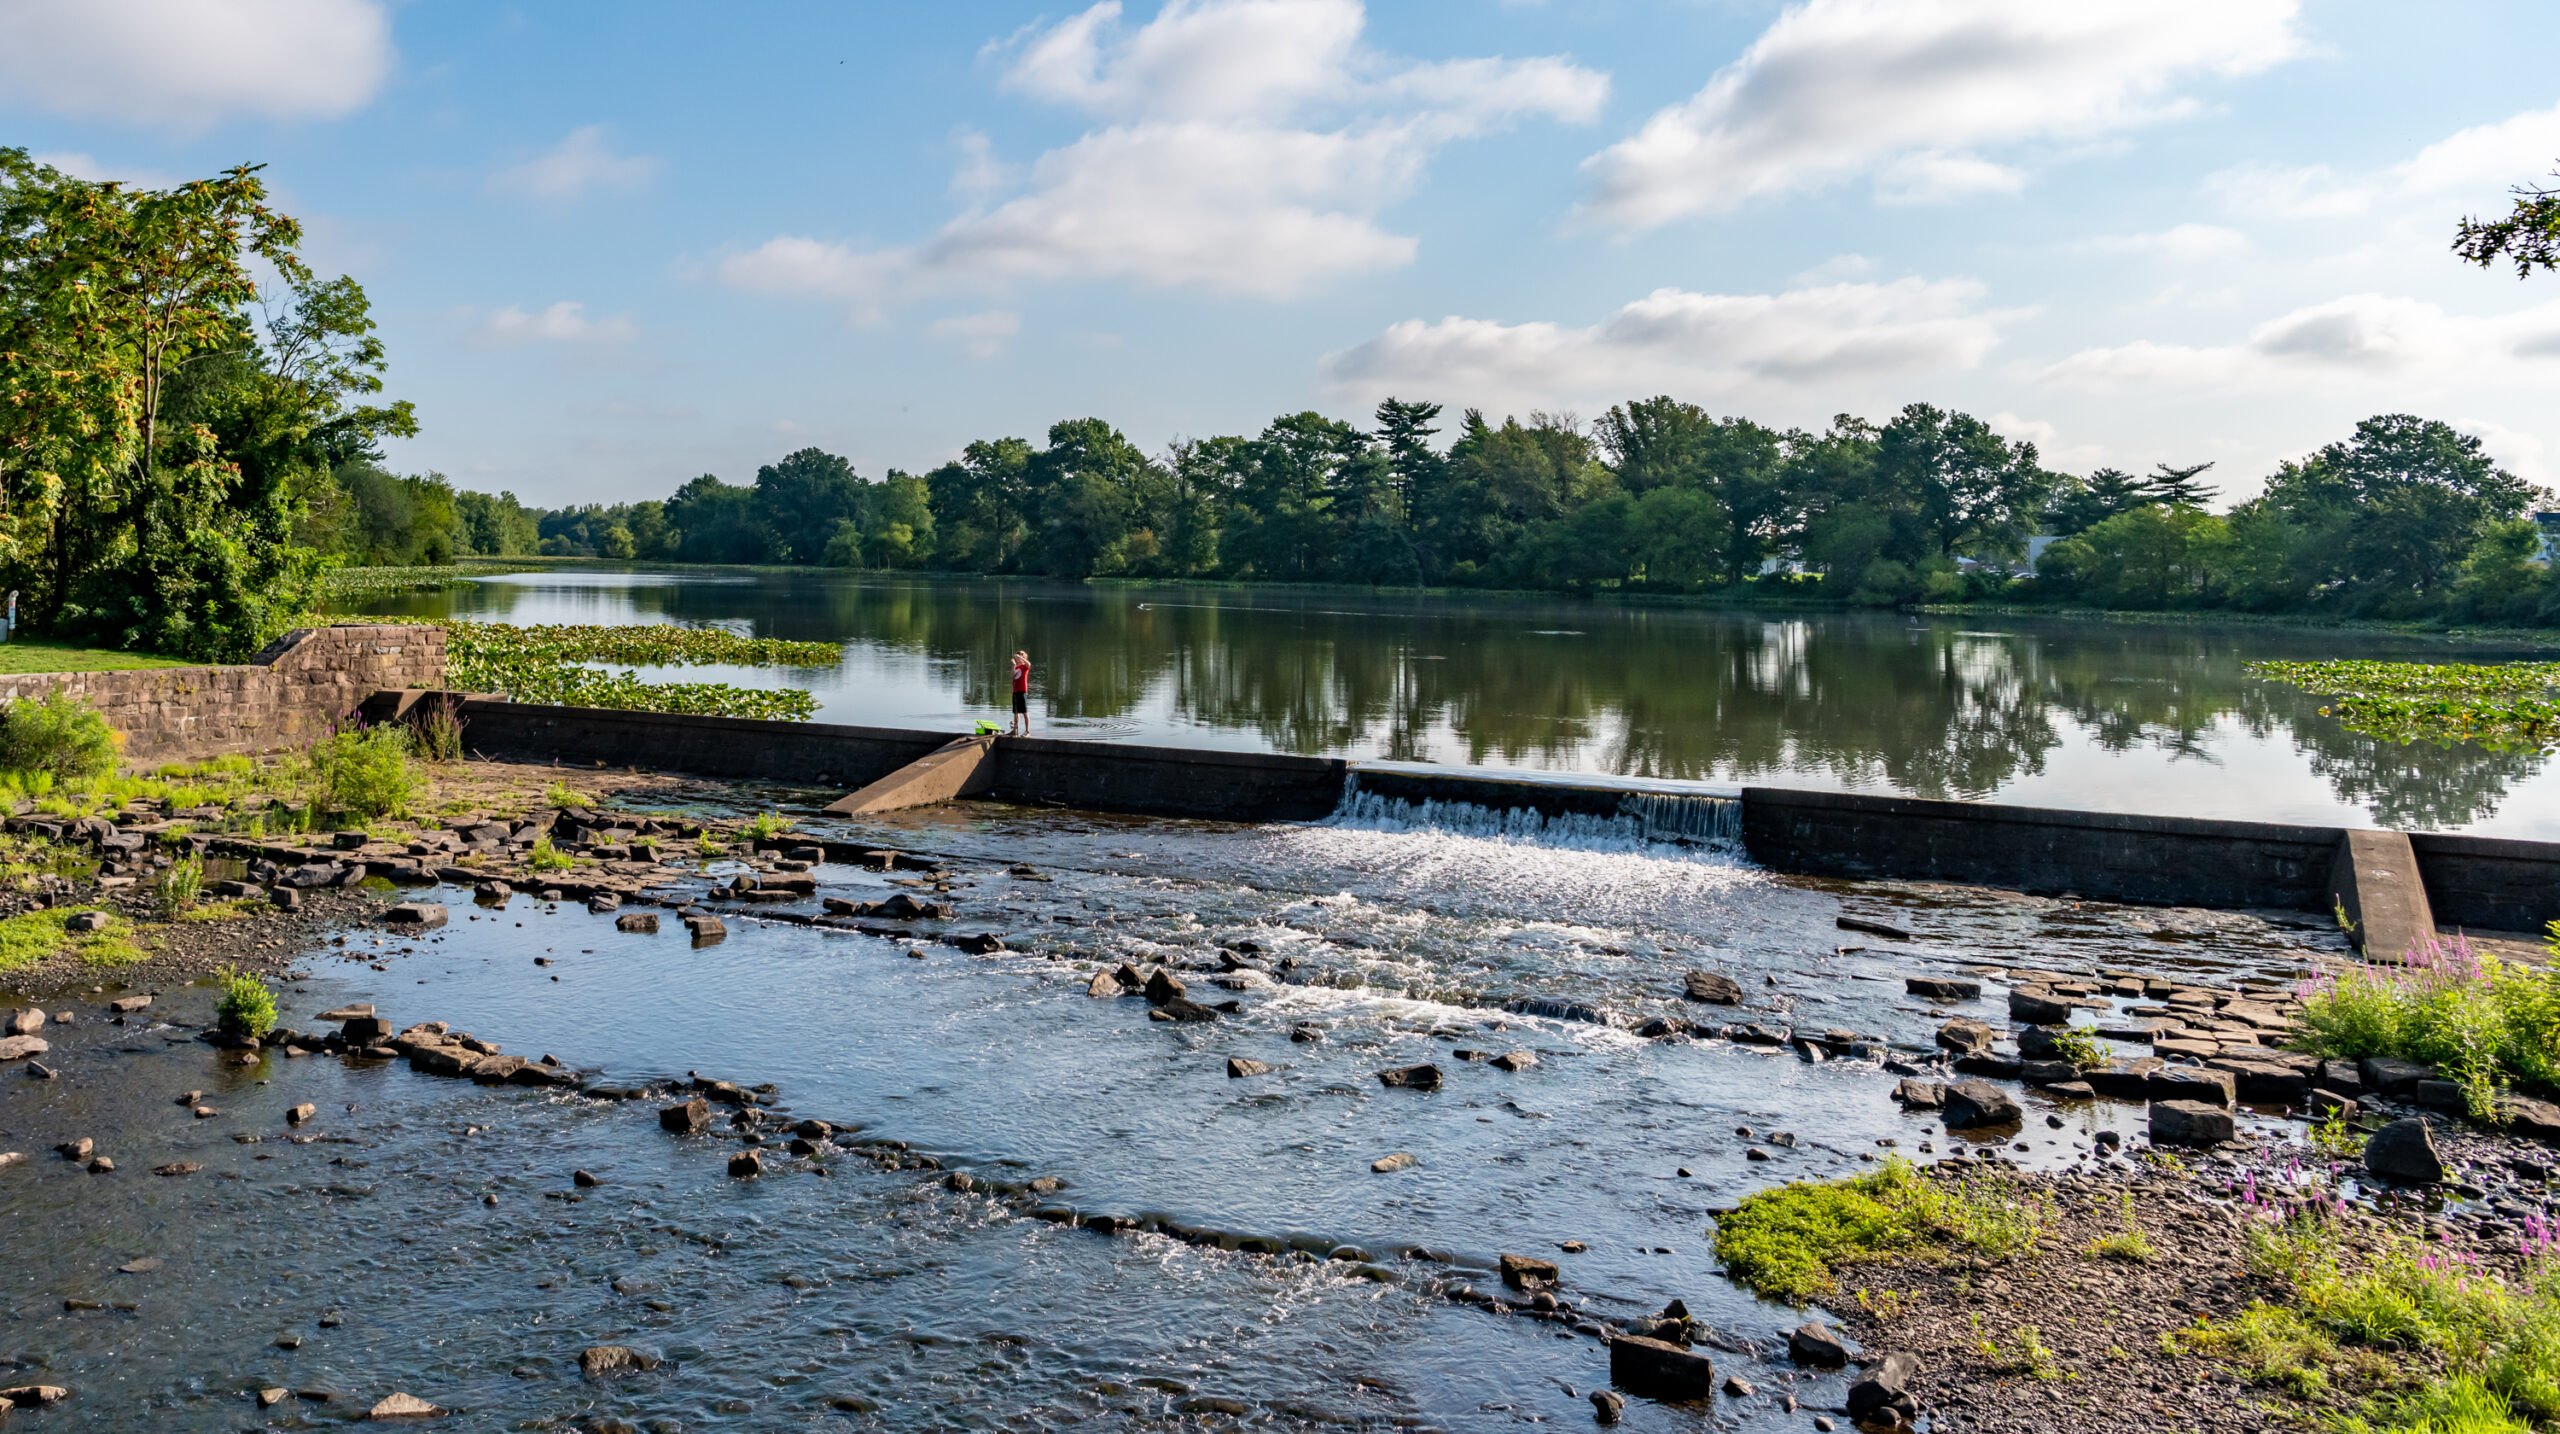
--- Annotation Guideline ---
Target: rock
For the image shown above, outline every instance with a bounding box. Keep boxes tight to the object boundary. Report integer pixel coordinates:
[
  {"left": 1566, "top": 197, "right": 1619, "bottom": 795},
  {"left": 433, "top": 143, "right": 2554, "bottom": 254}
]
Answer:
[
  {"left": 2084, "top": 1059, "right": 2163, "bottom": 1100},
  {"left": 2018, "top": 1059, "right": 2081, "bottom": 1085},
  {"left": 1149, "top": 997, "right": 1219, "bottom": 1023},
  {"left": 1906, "top": 976, "right": 1981, "bottom": 1000},
  {"left": 383, "top": 903, "right": 447, "bottom": 931},
  {"left": 272, "top": 886, "right": 302, "bottom": 910},
  {"left": 470, "top": 1056, "right": 530, "bottom": 1085},
  {"left": 1939, "top": 1080, "right": 2020, "bottom": 1130},
  {"left": 684, "top": 915, "right": 725, "bottom": 945},
  {"left": 0, "top": 1035, "right": 48, "bottom": 1061},
  {"left": 0, "top": 1385, "right": 68, "bottom": 1407},
  {"left": 9, "top": 1008, "right": 45, "bottom": 1035},
  {"left": 1289, "top": 1025, "right": 1324, "bottom": 1043},
  {"left": 1226, "top": 1058, "right": 1273, "bottom": 1078},
  {"left": 287, "top": 1102, "right": 318, "bottom": 1125},
  {"left": 2414, "top": 1079, "right": 2469, "bottom": 1113},
  {"left": 2008, "top": 989, "right": 2072, "bottom": 1024},
  {"left": 1607, "top": 1335, "right": 1716, "bottom": 1400},
  {"left": 949, "top": 932, "right": 1006, "bottom": 955},
  {"left": 1788, "top": 1322, "right": 1848, "bottom": 1367},
  {"left": 2365, "top": 1118, "right": 2445, "bottom": 1184},
  {"left": 65, "top": 911, "right": 107, "bottom": 933},
  {"left": 152, "top": 1162, "right": 200, "bottom": 1176},
  {"left": 1836, "top": 915, "right": 1911, "bottom": 940},
  {"left": 1376, "top": 1064, "right": 1442, "bottom": 1091},
  {"left": 365, "top": 1391, "right": 441, "bottom": 1419},
  {"left": 1500, "top": 1253, "right": 1560, "bottom": 1289},
  {"left": 2503, "top": 1097, "right": 2560, "bottom": 1143},
  {"left": 615, "top": 912, "right": 659, "bottom": 934},
  {"left": 573, "top": 1169, "right": 601, "bottom": 1187},
  {"left": 2149, "top": 1066, "right": 2236, "bottom": 1107},
  {"left": 2361, "top": 1056, "right": 2437, "bottom": 1097},
  {"left": 2149, "top": 1099, "right": 2236, "bottom": 1147},
  {"left": 1847, "top": 1352, "right": 1923, "bottom": 1423},
  {"left": 1144, "top": 969, "right": 1187, "bottom": 1006},
  {"left": 1681, "top": 970, "right": 1743, "bottom": 1004},
  {"left": 579, "top": 1345, "right": 657, "bottom": 1379},
  {"left": 1726, "top": 1023, "right": 1789, "bottom": 1046},
  {"left": 1086, "top": 970, "right": 1125, "bottom": 997},
  {"left": 2211, "top": 1057, "right": 2310, "bottom": 1102},
  {"left": 1370, "top": 1151, "right": 1417, "bottom": 1173},
  {"left": 258, "top": 1387, "right": 289, "bottom": 1407},
  {"left": 1589, "top": 1388, "right": 1625, "bottom": 1423},
  {"left": 2308, "top": 1090, "right": 2359, "bottom": 1121},
  {"left": 659, "top": 1099, "right": 710, "bottom": 1135},
  {"left": 1893, "top": 1079, "right": 1945, "bottom": 1108},
  {"left": 586, "top": 893, "right": 621, "bottom": 914},
  {"left": 1934, "top": 1018, "right": 1995, "bottom": 1056},
  {"left": 728, "top": 1150, "right": 762, "bottom": 1178},
  {"left": 56, "top": 1137, "right": 92, "bottom": 1162},
  {"left": 1490, "top": 1051, "right": 1538, "bottom": 1072}
]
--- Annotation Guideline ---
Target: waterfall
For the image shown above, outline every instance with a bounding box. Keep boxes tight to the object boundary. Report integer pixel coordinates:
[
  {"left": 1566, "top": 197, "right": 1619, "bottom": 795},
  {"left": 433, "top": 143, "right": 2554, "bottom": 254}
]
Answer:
[{"left": 1325, "top": 773, "right": 1743, "bottom": 852}]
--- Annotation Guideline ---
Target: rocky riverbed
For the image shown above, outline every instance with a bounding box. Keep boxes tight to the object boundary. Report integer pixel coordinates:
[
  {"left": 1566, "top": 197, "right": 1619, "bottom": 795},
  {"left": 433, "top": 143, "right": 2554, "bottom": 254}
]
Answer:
[{"left": 0, "top": 782, "right": 2545, "bottom": 1430}]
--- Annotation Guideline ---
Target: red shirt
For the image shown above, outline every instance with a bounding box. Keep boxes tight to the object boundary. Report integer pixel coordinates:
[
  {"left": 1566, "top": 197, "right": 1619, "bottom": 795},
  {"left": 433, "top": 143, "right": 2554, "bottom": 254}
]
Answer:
[{"left": 1011, "top": 660, "right": 1030, "bottom": 693}]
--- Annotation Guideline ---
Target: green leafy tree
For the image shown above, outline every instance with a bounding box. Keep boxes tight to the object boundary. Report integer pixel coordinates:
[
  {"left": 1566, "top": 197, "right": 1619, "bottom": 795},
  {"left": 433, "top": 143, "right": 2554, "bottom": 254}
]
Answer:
[
  {"left": 752, "top": 447, "right": 864, "bottom": 562},
  {"left": 925, "top": 437, "right": 1032, "bottom": 572},
  {"left": 2036, "top": 504, "right": 2231, "bottom": 609},
  {"left": 2455, "top": 164, "right": 2560, "bottom": 277}
]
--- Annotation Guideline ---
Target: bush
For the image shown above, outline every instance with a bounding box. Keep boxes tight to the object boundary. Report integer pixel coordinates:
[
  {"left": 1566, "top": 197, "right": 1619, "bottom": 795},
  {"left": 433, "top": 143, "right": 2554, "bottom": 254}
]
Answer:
[
  {"left": 2296, "top": 934, "right": 2560, "bottom": 1120},
  {"left": 527, "top": 835, "right": 572, "bottom": 872},
  {"left": 155, "top": 853, "right": 204, "bottom": 917},
  {"left": 745, "top": 810, "right": 791, "bottom": 840},
  {"left": 216, "top": 967, "right": 275, "bottom": 1038},
  {"left": 0, "top": 691, "right": 122, "bottom": 782},
  {"left": 308, "top": 726, "right": 418, "bottom": 820}
]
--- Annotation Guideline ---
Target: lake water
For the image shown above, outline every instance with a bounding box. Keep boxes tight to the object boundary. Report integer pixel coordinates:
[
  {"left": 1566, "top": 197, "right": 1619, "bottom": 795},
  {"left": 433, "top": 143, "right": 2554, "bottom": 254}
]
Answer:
[{"left": 341, "top": 570, "right": 2560, "bottom": 839}]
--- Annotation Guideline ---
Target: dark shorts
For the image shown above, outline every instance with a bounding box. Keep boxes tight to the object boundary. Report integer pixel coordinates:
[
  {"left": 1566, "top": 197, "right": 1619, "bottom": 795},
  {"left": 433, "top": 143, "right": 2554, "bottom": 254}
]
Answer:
[{"left": 1011, "top": 692, "right": 1028, "bottom": 714}]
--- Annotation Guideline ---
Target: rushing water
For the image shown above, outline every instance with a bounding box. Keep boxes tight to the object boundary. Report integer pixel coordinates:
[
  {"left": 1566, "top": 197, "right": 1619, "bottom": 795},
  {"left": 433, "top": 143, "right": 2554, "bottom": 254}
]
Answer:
[
  {"left": 0, "top": 795, "right": 2345, "bottom": 1430},
  {"left": 341, "top": 570, "right": 2560, "bottom": 838}
]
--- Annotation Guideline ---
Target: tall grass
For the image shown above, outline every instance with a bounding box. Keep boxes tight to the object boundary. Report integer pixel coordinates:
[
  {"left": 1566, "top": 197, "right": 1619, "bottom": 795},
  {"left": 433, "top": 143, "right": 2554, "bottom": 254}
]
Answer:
[{"left": 2295, "top": 932, "right": 2560, "bottom": 1121}]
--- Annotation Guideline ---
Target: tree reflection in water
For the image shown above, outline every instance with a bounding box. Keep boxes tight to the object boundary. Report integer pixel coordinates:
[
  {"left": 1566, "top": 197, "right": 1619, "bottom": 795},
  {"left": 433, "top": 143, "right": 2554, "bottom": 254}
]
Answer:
[{"left": 358, "top": 572, "right": 2551, "bottom": 831}]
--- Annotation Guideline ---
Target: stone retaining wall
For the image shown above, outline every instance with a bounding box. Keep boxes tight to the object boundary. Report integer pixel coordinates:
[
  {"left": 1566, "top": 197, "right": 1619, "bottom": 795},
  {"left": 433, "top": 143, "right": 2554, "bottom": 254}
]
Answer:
[{"left": 0, "top": 625, "right": 444, "bottom": 766}]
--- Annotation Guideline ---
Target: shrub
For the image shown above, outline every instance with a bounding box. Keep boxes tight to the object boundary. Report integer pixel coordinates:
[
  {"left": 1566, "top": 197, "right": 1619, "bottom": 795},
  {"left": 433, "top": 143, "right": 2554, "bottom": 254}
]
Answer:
[
  {"left": 154, "top": 853, "right": 204, "bottom": 917},
  {"left": 216, "top": 967, "right": 275, "bottom": 1038},
  {"left": 2296, "top": 935, "right": 2560, "bottom": 1120},
  {"left": 308, "top": 726, "right": 418, "bottom": 820},
  {"left": 0, "top": 691, "right": 122, "bottom": 782},
  {"left": 528, "top": 835, "right": 572, "bottom": 872},
  {"left": 745, "top": 810, "right": 791, "bottom": 840}
]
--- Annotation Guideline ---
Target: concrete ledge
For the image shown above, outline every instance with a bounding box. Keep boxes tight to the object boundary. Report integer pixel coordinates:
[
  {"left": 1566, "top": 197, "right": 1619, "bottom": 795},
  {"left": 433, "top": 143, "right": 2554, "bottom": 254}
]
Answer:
[
  {"left": 825, "top": 736, "right": 997, "bottom": 816},
  {"left": 2331, "top": 829, "right": 2436, "bottom": 961},
  {"left": 2409, "top": 832, "right": 2560, "bottom": 937}
]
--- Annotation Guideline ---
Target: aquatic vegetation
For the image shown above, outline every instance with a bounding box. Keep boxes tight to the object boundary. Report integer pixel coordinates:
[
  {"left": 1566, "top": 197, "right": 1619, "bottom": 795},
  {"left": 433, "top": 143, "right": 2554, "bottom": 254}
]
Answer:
[
  {"left": 320, "top": 563, "right": 547, "bottom": 599},
  {"left": 307, "top": 725, "right": 419, "bottom": 821},
  {"left": 440, "top": 620, "right": 829, "bottom": 722},
  {"left": 2294, "top": 934, "right": 2560, "bottom": 1119},
  {"left": 1710, "top": 1158, "right": 2051, "bottom": 1301},
  {"left": 2249, "top": 660, "right": 2560, "bottom": 751},
  {"left": 0, "top": 691, "right": 122, "bottom": 782},
  {"left": 216, "top": 967, "right": 276, "bottom": 1039}
]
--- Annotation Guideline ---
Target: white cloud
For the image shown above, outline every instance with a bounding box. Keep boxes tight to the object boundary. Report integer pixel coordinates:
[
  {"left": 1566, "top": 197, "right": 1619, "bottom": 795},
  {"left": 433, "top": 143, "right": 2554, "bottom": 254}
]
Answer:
[
  {"left": 28, "top": 151, "right": 184, "bottom": 189},
  {"left": 0, "top": 0, "right": 390, "bottom": 129},
  {"left": 469, "top": 302, "right": 639, "bottom": 348},
  {"left": 2208, "top": 100, "right": 2560, "bottom": 222},
  {"left": 2077, "top": 223, "right": 2250, "bottom": 262},
  {"left": 1580, "top": 0, "right": 2301, "bottom": 229},
  {"left": 1321, "top": 277, "right": 2014, "bottom": 409},
  {"left": 723, "top": 0, "right": 1607, "bottom": 309},
  {"left": 2041, "top": 293, "right": 2560, "bottom": 391},
  {"left": 929, "top": 309, "right": 1021, "bottom": 359},
  {"left": 490, "top": 125, "right": 660, "bottom": 200}
]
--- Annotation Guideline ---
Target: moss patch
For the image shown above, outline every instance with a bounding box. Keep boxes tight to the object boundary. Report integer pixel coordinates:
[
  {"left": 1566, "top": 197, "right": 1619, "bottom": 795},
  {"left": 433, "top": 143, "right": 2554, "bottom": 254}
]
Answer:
[
  {"left": 1711, "top": 1157, "right": 2053, "bottom": 1302},
  {"left": 0, "top": 906, "right": 149, "bottom": 971}
]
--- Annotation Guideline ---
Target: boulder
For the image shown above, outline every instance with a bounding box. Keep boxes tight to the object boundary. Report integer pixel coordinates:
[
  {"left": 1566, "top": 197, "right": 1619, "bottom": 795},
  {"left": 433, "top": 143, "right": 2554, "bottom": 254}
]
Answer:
[
  {"left": 2083, "top": 1058, "right": 2163, "bottom": 1100},
  {"left": 949, "top": 932, "right": 1006, "bottom": 955},
  {"left": 684, "top": 915, "right": 725, "bottom": 945},
  {"left": 2008, "top": 989, "right": 2073, "bottom": 1024},
  {"left": 1892, "top": 1079, "right": 1945, "bottom": 1109},
  {"left": 1149, "top": 998, "right": 1219, "bottom": 1023},
  {"left": 659, "top": 1099, "right": 710, "bottom": 1135},
  {"left": 280, "top": 864, "right": 340, "bottom": 889},
  {"left": 1934, "top": 1018, "right": 1995, "bottom": 1056},
  {"left": 8, "top": 1008, "right": 43, "bottom": 1036},
  {"left": 1681, "top": 970, "right": 1744, "bottom": 1005},
  {"left": 2149, "top": 1099, "right": 2236, "bottom": 1147},
  {"left": 1376, "top": 1064, "right": 1442, "bottom": 1091},
  {"left": 2361, "top": 1056, "right": 2437, "bottom": 1097},
  {"left": 341, "top": 1016, "right": 391, "bottom": 1046},
  {"left": 2503, "top": 1097, "right": 2560, "bottom": 1143},
  {"left": 2414, "top": 1080, "right": 2469, "bottom": 1113},
  {"left": 1847, "top": 1352, "right": 1922, "bottom": 1424},
  {"left": 579, "top": 1345, "right": 657, "bottom": 1379},
  {"left": 1906, "top": 976, "right": 1982, "bottom": 1000},
  {"left": 1953, "top": 1053, "right": 2022, "bottom": 1080},
  {"left": 2019, "top": 1060, "right": 2081, "bottom": 1086},
  {"left": 407, "top": 1046, "right": 479, "bottom": 1078},
  {"left": 1086, "top": 970, "right": 1125, "bottom": 998},
  {"left": 728, "top": 1150, "right": 763, "bottom": 1178},
  {"left": 2365, "top": 1118, "right": 2445, "bottom": 1184},
  {"left": 1607, "top": 1335, "right": 1716, "bottom": 1400},
  {"left": 2149, "top": 1066, "right": 2236, "bottom": 1107},
  {"left": 287, "top": 1103, "right": 317, "bottom": 1125},
  {"left": 65, "top": 911, "right": 107, "bottom": 933},
  {"left": 2210, "top": 1058, "right": 2310, "bottom": 1102},
  {"left": 1226, "top": 1058, "right": 1273, "bottom": 1078},
  {"left": 1589, "top": 1389, "right": 1625, "bottom": 1424},
  {"left": 1788, "top": 1322, "right": 1849, "bottom": 1368},
  {"left": 1499, "top": 1253, "right": 1560, "bottom": 1289},
  {"left": 1144, "top": 969, "right": 1187, "bottom": 1006},
  {"left": 1370, "top": 1151, "right": 1417, "bottom": 1173},
  {"left": 615, "top": 913, "right": 659, "bottom": 934},
  {"left": 1939, "top": 1081, "right": 2020, "bottom": 1130},
  {"left": 0, "top": 1035, "right": 48, "bottom": 1062},
  {"left": 366, "top": 1392, "right": 441, "bottom": 1419},
  {"left": 1490, "top": 1051, "right": 1537, "bottom": 1072},
  {"left": 382, "top": 903, "right": 447, "bottom": 931},
  {"left": 469, "top": 1056, "right": 529, "bottom": 1085}
]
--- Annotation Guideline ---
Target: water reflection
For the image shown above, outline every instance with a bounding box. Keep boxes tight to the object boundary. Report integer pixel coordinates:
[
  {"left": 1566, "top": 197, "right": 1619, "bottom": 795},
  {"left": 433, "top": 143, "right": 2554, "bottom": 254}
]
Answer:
[{"left": 342, "top": 573, "right": 2557, "bottom": 836}]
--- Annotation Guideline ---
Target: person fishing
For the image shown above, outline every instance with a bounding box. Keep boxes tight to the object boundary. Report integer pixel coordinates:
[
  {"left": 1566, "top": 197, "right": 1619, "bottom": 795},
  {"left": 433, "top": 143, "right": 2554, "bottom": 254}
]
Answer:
[{"left": 1009, "top": 649, "right": 1032, "bottom": 736}]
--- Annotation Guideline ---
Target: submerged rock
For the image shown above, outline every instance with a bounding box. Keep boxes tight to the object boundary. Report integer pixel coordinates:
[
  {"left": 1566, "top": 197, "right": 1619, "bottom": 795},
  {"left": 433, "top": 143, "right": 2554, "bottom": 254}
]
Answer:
[
  {"left": 1376, "top": 1064, "right": 1442, "bottom": 1091},
  {"left": 1905, "top": 976, "right": 1981, "bottom": 1000},
  {"left": 382, "top": 903, "right": 447, "bottom": 931},
  {"left": 1370, "top": 1151, "right": 1417, "bottom": 1173},
  {"left": 1489, "top": 1051, "right": 1536, "bottom": 1073},
  {"left": 579, "top": 1345, "right": 657, "bottom": 1379},
  {"left": 1681, "top": 970, "right": 1743, "bottom": 1005}
]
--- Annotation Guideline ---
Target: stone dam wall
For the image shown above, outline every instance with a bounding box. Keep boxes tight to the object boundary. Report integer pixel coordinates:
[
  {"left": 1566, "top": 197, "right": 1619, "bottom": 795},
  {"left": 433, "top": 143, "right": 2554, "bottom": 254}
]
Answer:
[{"left": 0, "top": 624, "right": 445, "bottom": 765}]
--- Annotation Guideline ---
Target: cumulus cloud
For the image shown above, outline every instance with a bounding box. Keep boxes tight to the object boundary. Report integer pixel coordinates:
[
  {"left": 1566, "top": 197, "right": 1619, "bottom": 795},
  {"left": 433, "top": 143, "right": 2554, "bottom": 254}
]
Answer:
[
  {"left": 2208, "top": 99, "right": 2560, "bottom": 221},
  {"left": 0, "top": 0, "right": 390, "bottom": 129},
  {"left": 1580, "top": 0, "right": 2301, "bottom": 229},
  {"left": 469, "top": 302, "right": 639, "bottom": 348},
  {"left": 2077, "top": 223, "right": 2250, "bottom": 262},
  {"left": 490, "top": 126, "right": 661, "bottom": 201},
  {"left": 1320, "top": 277, "right": 2014, "bottom": 409},
  {"left": 2041, "top": 293, "right": 2560, "bottom": 391},
  {"left": 929, "top": 309, "right": 1021, "bottom": 359},
  {"left": 722, "top": 0, "right": 1607, "bottom": 308}
]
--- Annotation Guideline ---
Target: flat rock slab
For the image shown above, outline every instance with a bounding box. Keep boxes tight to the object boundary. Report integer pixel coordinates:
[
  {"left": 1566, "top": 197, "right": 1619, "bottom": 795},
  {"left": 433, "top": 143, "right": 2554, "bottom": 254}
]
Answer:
[
  {"left": 1376, "top": 1064, "right": 1442, "bottom": 1091},
  {"left": 383, "top": 904, "right": 447, "bottom": 930},
  {"left": 1608, "top": 1335, "right": 1715, "bottom": 1400},
  {"left": 1905, "top": 976, "right": 1981, "bottom": 1000},
  {"left": 2149, "top": 1099, "right": 2235, "bottom": 1147},
  {"left": 1940, "top": 1080, "right": 2020, "bottom": 1130}
]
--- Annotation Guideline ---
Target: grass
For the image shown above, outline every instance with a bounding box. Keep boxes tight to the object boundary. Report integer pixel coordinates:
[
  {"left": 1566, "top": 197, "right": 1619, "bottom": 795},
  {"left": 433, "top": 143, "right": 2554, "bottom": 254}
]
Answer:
[
  {"left": 1975, "top": 1318, "right": 2064, "bottom": 1380},
  {"left": 2085, "top": 1191, "right": 2156, "bottom": 1263},
  {"left": 527, "top": 835, "right": 573, "bottom": 872},
  {"left": 2294, "top": 931, "right": 2560, "bottom": 1122},
  {"left": 744, "top": 810, "right": 792, "bottom": 840},
  {"left": 0, "top": 906, "right": 149, "bottom": 971},
  {"left": 175, "top": 898, "right": 266, "bottom": 923},
  {"left": 2048, "top": 1026, "right": 2110, "bottom": 1067},
  {"left": 1710, "top": 1157, "right": 2053, "bottom": 1302},
  {"left": 0, "top": 640, "right": 194, "bottom": 675}
]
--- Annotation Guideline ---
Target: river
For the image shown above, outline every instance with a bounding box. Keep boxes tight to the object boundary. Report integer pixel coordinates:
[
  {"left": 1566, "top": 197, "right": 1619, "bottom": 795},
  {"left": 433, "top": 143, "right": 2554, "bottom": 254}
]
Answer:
[{"left": 343, "top": 570, "right": 2559, "bottom": 839}]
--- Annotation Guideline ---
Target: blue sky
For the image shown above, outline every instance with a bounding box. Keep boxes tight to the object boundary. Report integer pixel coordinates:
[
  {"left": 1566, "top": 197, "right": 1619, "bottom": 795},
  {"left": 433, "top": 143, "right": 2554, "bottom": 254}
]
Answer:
[{"left": 5, "top": 0, "right": 2559, "bottom": 509}]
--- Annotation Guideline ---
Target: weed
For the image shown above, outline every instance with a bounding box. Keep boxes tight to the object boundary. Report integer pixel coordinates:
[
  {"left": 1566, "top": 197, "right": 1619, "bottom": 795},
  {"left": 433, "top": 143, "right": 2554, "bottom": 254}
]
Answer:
[
  {"left": 544, "top": 780, "right": 588, "bottom": 809},
  {"left": 216, "top": 968, "right": 275, "bottom": 1039},
  {"left": 411, "top": 695, "right": 466, "bottom": 762},
  {"left": 1854, "top": 1286, "right": 1906, "bottom": 1321},
  {"left": 527, "top": 836, "right": 573, "bottom": 872},
  {"left": 308, "top": 726, "right": 418, "bottom": 820},
  {"left": 1710, "top": 1158, "right": 2052, "bottom": 1301},
  {"left": 2296, "top": 934, "right": 2560, "bottom": 1119},
  {"left": 2311, "top": 1108, "right": 2372, "bottom": 1159},
  {"left": 695, "top": 833, "right": 728, "bottom": 858},
  {"left": 154, "top": 853, "right": 204, "bottom": 917},
  {"left": 745, "top": 810, "right": 792, "bottom": 841},
  {"left": 2085, "top": 1191, "right": 2155, "bottom": 1263},
  {"left": 0, "top": 906, "right": 141, "bottom": 970},
  {"left": 0, "top": 691, "right": 122, "bottom": 782},
  {"left": 2336, "top": 1374, "right": 2531, "bottom": 1434},
  {"left": 2048, "top": 1027, "right": 2110, "bottom": 1067}
]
